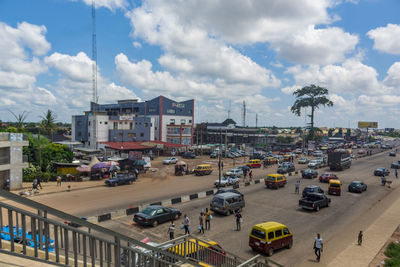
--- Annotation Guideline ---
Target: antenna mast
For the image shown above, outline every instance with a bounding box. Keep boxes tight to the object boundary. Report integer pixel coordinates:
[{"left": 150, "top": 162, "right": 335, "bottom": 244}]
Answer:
[
  {"left": 242, "top": 101, "right": 246, "bottom": 127},
  {"left": 92, "top": 0, "right": 98, "bottom": 104}
]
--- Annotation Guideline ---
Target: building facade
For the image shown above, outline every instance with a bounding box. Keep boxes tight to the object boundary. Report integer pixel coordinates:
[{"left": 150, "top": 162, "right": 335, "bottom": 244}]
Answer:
[
  {"left": 0, "top": 132, "right": 29, "bottom": 190},
  {"left": 72, "top": 96, "right": 194, "bottom": 148}
]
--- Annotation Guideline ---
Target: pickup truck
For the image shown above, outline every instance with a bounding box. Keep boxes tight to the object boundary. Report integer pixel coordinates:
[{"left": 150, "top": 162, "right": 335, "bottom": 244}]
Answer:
[
  {"left": 299, "top": 193, "right": 330, "bottom": 211},
  {"left": 105, "top": 174, "right": 136, "bottom": 186}
]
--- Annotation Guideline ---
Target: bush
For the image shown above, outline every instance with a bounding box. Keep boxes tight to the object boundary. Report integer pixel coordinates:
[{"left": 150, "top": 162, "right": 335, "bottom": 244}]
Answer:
[
  {"left": 385, "top": 257, "right": 400, "bottom": 267},
  {"left": 385, "top": 242, "right": 400, "bottom": 259}
]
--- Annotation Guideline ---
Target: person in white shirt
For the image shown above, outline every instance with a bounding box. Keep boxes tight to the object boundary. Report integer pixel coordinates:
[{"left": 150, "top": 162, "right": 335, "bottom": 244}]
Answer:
[{"left": 314, "top": 233, "right": 323, "bottom": 262}]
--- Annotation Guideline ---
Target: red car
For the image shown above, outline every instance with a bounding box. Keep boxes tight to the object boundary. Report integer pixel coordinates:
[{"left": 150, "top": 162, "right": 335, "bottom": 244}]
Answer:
[{"left": 319, "top": 173, "right": 338, "bottom": 183}]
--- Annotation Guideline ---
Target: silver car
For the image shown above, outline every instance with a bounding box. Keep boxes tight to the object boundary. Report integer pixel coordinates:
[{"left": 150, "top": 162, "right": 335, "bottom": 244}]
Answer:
[
  {"left": 214, "top": 176, "right": 240, "bottom": 187},
  {"left": 162, "top": 157, "right": 178, "bottom": 164},
  {"left": 298, "top": 157, "right": 310, "bottom": 164},
  {"left": 226, "top": 168, "right": 243, "bottom": 177}
]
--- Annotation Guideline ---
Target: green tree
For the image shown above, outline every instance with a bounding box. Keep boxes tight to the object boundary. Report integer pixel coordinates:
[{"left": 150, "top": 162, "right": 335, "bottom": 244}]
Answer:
[
  {"left": 9, "top": 110, "right": 28, "bottom": 132},
  {"left": 338, "top": 128, "right": 343, "bottom": 136},
  {"left": 328, "top": 128, "right": 334, "bottom": 137},
  {"left": 346, "top": 128, "right": 351, "bottom": 137},
  {"left": 40, "top": 109, "right": 57, "bottom": 136},
  {"left": 291, "top": 84, "right": 334, "bottom": 141}
]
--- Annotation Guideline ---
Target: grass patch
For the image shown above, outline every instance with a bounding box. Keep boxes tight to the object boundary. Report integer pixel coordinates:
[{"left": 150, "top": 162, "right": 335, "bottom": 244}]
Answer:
[{"left": 385, "top": 242, "right": 400, "bottom": 266}]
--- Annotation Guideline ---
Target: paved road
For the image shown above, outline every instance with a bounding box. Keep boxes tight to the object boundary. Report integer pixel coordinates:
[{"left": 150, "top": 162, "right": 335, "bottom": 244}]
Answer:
[{"left": 99, "top": 149, "right": 399, "bottom": 266}]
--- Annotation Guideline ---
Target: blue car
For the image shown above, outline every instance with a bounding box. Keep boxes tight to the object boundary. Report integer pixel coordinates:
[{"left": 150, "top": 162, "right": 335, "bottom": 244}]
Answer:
[{"left": 1, "top": 226, "right": 55, "bottom": 251}]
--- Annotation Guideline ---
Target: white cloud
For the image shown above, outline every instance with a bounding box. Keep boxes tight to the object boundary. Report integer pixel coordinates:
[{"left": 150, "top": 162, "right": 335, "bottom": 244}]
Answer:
[
  {"left": 383, "top": 62, "right": 400, "bottom": 90},
  {"left": 74, "top": 0, "right": 128, "bottom": 11},
  {"left": 45, "top": 52, "right": 92, "bottom": 82},
  {"left": 367, "top": 24, "right": 400, "bottom": 55},
  {"left": 133, "top": 41, "right": 142, "bottom": 48}
]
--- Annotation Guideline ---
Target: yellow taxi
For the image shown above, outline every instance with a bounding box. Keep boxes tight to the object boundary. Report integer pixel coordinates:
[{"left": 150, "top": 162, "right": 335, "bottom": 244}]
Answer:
[
  {"left": 193, "top": 164, "right": 213, "bottom": 176},
  {"left": 246, "top": 159, "right": 261, "bottom": 168},
  {"left": 264, "top": 174, "right": 287, "bottom": 189}
]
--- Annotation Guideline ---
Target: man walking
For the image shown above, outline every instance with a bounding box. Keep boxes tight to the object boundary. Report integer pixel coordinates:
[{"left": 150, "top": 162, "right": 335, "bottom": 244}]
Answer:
[
  {"left": 57, "top": 176, "right": 62, "bottom": 187},
  {"left": 314, "top": 233, "right": 323, "bottom": 262},
  {"left": 198, "top": 212, "right": 204, "bottom": 234},
  {"left": 167, "top": 221, "right": 175, "bottom": 240},
  {"left": 295, "top": 180, "right": 300, "bottom": 194},
  {"left": 204, "top": 208, "right": 211, "bottom": 230},
  {"left": 235, "top": 210, "right": 242, "bottom": 231},
  {"left": 37, "top": 177, "right": 43, "bottom": 189},
  {"left": 396, "top": 169, "right": 398, "bottom": 179},
  {"left": 183, "top": 214, "right": 190, "bottom": 235},
  {"left": 358, "top": 231, "right": 363, "bottom": 245}
]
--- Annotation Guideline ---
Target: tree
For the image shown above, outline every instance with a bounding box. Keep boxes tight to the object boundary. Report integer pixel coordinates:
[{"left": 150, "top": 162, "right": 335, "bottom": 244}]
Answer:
[
  {"left": 328, "top": 128, "right": 334, "bottom": 137},
  {"left": 338, "top": 128, "right": 343, "bottom": 137},
  {"left": 9, "top": 110, "right": 28, "bottom": 132},
  {"left": 40, "top": 109, "right": 57, "bottom": 136},
  {"left": 291, "top": 85, "right": 333, "bottom": 141}
]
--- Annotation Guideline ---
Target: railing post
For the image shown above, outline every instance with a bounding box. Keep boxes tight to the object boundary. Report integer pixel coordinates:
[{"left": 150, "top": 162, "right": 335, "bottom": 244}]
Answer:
[
  {"left": 54, "top": 225, "right": 60, "bottom": 263},
  {"left": 115, "top": 236, "right": 121, "bottom": 267},
  {"left": 21, "top": 214, "right": 26, "bottom": 255},
  {"left": 83, "top": 234, "right": 87, "bottom": 267},
  {"left": 38, "top": 210, "right": 43, "bottom": 251},
  {"left": 64, "top": 228, "right": 69, "bottom": 265},
  {"left": 73, "top": 231, "right": 78, "bottom": 267},
  {"left": 31, "top": 218, "right": 38, "bottom": 257},
  {"left": 8, "top": 209, "right": 14, "bottom": 252},
  {"left": 0, "top": 206, "right": 3, "bottom": 249}
]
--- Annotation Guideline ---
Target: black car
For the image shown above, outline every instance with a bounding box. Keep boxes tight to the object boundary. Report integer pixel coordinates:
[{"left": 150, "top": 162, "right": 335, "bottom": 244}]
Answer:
[
  {"left": 302, "top": 169, "right": 318, "bottom": 179},
  {"left": 105, "top": 174, "right": 136, "bottom": 186},
  {"left": 348, "top": 181, "right": 367, "bottom": 193},
  {"left": 133, "top": 205, "right": 181, "bottom": 227},
  {"left": 182, "top": 152, "right": 196, "bottom": 159},
  {"left": 302, "top": 185, "right": 324, "bottom": 197},
  {"left": 277, "top": 162, "right": 295, "bottom": 174},
  {"left": 374, "top": 167, "right": 390, "bottom": 176},
  {"left": 389, "top": 151, "right": 396, "bottom": 157},
  {"left": 215, "top": 187, "right": 243, "bottom": 197}
]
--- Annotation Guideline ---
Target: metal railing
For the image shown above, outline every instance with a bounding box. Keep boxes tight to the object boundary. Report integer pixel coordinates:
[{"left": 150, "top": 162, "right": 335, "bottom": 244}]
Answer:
[{"left": 0, "top": 189, "right": 197, "bottom": 267}]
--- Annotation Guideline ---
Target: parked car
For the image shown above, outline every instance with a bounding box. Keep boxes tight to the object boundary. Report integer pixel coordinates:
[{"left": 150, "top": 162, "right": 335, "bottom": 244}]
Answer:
[
  {"left": 348, "top": 181, "right": 367, "bottom": 193},
  {"left": 294, "top": 148, "right": 303, "bottom": 154},
  {"left": 299, "top": 193, "right": 330, "bottom": 211},
  {"left": 302, "top": 185, "right": 324, "bottom": 197},
  {"left": 391, "top": 162, "right": 400, "bottom": 169},
  {"left": 357, "top": 149, "right": 366, "bottom": 155},
  {"left": 226, "top": 168, "right": 243, "bottom": 177},
  {"left": 389, "top": 151, "right": 396, "bottom": 157},
  {"left": 162, "top": 157, "right": 178, "bottom": 164},
  {"left": 210, "top": 192, "right": 245, "bottom": 215},
  {"left": 133, "top": 205, "right": 181, "bottom": 227},
  {"left": 313, "top": 151, "right": 324, "bottom": 157},
  {"left": 374, "top": 167, "right": 390, "bottom": 176},
  {"left": 214, "top": 175, "right": 240, "bottom": 187},
  {"left": 298, "top": 157, "right": 310, "bottom": 164},
  {"left": 302, "top": 169, "right": 318, "bottom": 179},
  {"left": 319, "top": 173, "right": 338, "bottom": 183},
  {"left": 308, "top": 160, "right": 320, "bottom": 169},
  {"left": 105, "top": 173, "right": 136, "bottom": 186},
  {"left": 210, "top": 151, "right": 218, "bottom": 158},
  {"left": 215, "top": 187, "right": 243, "bottom": 196},
  {"left": 277, "top": 162, "right": 295, "bottom": 174},
  {"left": 182, "top": 152, "right": 196, "bottom": 159}
]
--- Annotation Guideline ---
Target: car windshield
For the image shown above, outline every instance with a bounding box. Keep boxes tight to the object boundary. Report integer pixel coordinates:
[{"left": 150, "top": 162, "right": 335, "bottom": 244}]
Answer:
[
  {"left": 267, "top": 176, "right": 276, "bottom": 181},
  {"left": 351, "top": 182, "right": 361, "bottom": 186},
  {"left": 141, "top": 208, "right": 157, "bottom": 216},
  {"left": 212, "top": 198, "right": 224, "bottom": 206}
]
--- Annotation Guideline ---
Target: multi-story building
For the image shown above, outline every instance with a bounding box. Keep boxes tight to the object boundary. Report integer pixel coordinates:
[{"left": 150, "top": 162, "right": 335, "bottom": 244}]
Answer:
[
  {"left": 0, "top": 132, "right": 29, "bottom": 190},
  {"left": 72, "top": 96, "right": 194, "bottom": 148}
]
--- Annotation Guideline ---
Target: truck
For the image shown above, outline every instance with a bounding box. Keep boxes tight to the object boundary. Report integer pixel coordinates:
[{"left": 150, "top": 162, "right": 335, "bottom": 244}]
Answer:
[
  {"left": 328, "top": 151, "right": 351, "bottom": 171},
  {"left": 105, "top": 173, "right": 136, "bottom": 186},
  {"left": 299, "top": 193, "right": 330, "bottom": 211}
]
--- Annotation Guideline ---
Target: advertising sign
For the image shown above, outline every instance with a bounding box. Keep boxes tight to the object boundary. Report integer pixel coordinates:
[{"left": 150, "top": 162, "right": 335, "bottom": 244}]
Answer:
[
  {"left": 358, "top": 122, "right": 378, "bottom": 128},
  {"left": 129, "top": 151, "right": 142, "bottom": 160},
  {"left": 120, "top": 115, "right": 134, "bottom": 121},
  {"left": 172, "top": 103, "right": 185, "bottom": 108}
]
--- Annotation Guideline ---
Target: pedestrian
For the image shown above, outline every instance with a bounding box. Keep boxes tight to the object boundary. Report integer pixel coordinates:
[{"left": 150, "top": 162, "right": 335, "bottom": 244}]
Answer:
[
  {"left": 57, "top": 176, "right": 62, "bottom": 187},
  {"left": 183, "top": 214, "right": 190, "bottom": 235},
  {"left": 235, "top": 210, "right": 242, "bottom": 231},
  {"left": 228, "top": 176, "right": 233, "bottom": 185},
  {"left": 358, "top": 230, "right": 363, "bottom": 246},
  {"left": 295, "top": 180, "right": 300, "bottom": 194},
  {"left": 396, "top": 169, "right": 398, "bottom": 179},
  {"left": 221, "top": 161, "right": 224, "bottom": 170},
  {"left": 314, "top": 233, "right": 323, "bottom": 262},
  {"left": 134, "top": 168, "right": 139, "bottom": 178},
  {"left": 243, "top": 169, "right": 248, "bottom": 182},
  {"left": 5, "top": 179, "right": 10, "bottom": 191},
  {"left": 204, "top": 208, "right": 211, "bottom": 230},
  {"left": 37, "top": 177, "right": 42, "bottom": 189},
  {"left": 33, "top": 178, "right": 38, "bottom": 190},
  {"left": 198, "top": 213, "right": 204, "bottom": 234},
  {"left": 249, "top": 170, "right": 253, "bottom": 182},
  {"left": 167, "top": 221, "right": 175, "bottom": 240}
]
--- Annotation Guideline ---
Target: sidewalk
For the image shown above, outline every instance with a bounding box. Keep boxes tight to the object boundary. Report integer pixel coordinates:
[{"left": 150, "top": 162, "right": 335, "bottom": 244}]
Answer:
[{"left": 327, "top": 189, "right": 400, "bottom": 267}]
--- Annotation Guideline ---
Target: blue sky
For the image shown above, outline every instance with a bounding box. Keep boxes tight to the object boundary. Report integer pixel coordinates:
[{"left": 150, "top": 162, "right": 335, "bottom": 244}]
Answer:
[{"left": 1, "top": 0, "right": 400, "bottom": 128}]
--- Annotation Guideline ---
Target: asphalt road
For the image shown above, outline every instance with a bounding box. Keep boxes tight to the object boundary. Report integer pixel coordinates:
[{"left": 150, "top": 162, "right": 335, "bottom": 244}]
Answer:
[{"left": 98, "top": 149, "right": 399, "bottom": 266}]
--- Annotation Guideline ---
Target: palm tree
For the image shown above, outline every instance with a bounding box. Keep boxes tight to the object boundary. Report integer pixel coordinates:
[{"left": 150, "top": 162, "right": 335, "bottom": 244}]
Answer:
[
  {"left": 9, "top": 110, "right": 28, "bottom": 132},
  {"left": 291, "top": 85, "right": 333, "bottom": 141},
  {"left": 40, "top": 109, "right": 57, "bottom": 137}
]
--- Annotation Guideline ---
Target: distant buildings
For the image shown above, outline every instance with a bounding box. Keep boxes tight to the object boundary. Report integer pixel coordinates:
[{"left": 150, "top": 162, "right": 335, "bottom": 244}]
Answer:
[
  {"left": 72, "top": 96, "right": 194, "bottom": 149},
  {"left": 0, "top": 132, "right": 28, "bottom": 190}
]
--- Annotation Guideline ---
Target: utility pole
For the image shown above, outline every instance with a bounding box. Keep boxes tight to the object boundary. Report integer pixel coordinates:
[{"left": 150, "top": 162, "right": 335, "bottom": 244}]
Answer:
[
  {"left": 256, "top": 113, "right": 258, "bottom": 128},
  {"left": 242, "top": 101, "right": 246, "bottom": 127},
  {"left": 200, "top": 127, "right": 203, "bottom": 156},
  {"left": 218, "top": 128, "right": 222, "bottom": 188}
]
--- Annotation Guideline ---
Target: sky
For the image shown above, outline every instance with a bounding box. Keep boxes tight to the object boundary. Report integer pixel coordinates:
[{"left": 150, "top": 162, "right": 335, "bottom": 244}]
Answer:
[{"left": 0, "top": 0, "right": 400, "bottom": 128}]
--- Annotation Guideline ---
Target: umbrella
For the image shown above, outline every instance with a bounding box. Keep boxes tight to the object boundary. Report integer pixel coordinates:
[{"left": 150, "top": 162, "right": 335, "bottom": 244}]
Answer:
[
  {"left": 133, "top": 160, "right": 146, "bottom": 166},
  {"left": 92, "top": 162, "right": 109, "bottom": 169},
  {"left": 76, "top": 165, "right": 91, "bottom": 172},
  {"left": 176, "top": 161, "right": 186, "bottom": 165},
  {"left": 109, "top": 165, "right": 121, "bottom": 172},
  {"left": 107, "top": 161, "right": 119, "bottom": 166}
]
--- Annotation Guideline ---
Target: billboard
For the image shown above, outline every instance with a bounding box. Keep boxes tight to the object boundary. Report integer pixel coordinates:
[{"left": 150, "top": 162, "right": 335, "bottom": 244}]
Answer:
[{"left": 358, "top": 122, "right": 378, "bottom": 128}]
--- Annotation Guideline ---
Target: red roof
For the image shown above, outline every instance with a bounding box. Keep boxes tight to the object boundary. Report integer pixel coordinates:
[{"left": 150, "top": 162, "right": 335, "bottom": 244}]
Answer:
[
  {"left": 102, "top": 141, "right": 188, "bottom": 150},
  {"left": 102, "top": 142, "right": 150, "bottom": 150}
]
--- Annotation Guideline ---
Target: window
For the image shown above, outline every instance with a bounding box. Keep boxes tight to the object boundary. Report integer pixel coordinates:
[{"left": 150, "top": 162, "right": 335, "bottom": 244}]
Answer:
[
  {"left": 105, "top": 122, "right": 108, "bottom": 125},
  {"left": 268, "top": 232, "right": 274, "bottom": 240},
  {"left": 283, "top": 228, "right": 290, "bottom": 235},
  {"left": 144, "top": 123, "right": 149, "bottom": 127},
  {"left": 99, "top": 121, "right": 102, "bottom": 124},
  {"left": 88, "top": 121, "right": 91, "bottom": 126},
  {"left": 77, "top": 121, "right": 82, "bottom": 126},
  {"left": 189, "top": 120, "right": 192, "bottom": 124},
  {"left": 181, "top": 119, "right": 185, "bottom": 124},
  {"left": 130, "top": 122, "right": 133, "bottom": 130},
  {"left": 133, "top": 107, "right": 139, "bottom": 113},
  {"left": 119, "top": 122, "right": 122, "bottom": 125},
  {"left": 170, "top": 119, "right": 175, "bottom": 125},
  {"left": 77, "top": 132, "right": 82, "bottom": 137},
  {"left": 251, "top": 229, "right": 266, "bottom": 239},
  {"left": 140, "top": 133, "right": 144, "bottom": 137},
  {"left": 275, "top": 229, "right": 282, "bottom": 238},
  {"left": 189, "top": 109, "right": 192, "bottom": 114},
  {"left": 149, "top": 108, "right": 156, "bottom": 113},
  {"left": 88, "top": 132, "right": 90, "bottom": 137},
  {"left": 128, "top": 133, "right": 136, "bottom": 138},
  {"left": 114, "top": 122, "right": 118, "bottom": 129},
  {"left": 167, "top": 109, "right": 176, "bottom": 114},
  {"left": 155, "top": 127, "right": 157, "bottom": 130}
]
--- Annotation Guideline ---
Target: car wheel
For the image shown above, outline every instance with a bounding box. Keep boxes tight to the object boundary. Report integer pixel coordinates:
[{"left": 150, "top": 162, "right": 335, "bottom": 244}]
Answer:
[
  {"left": 152, "top": 220, "right": 159, "bottom": 227},
  {"left": 268, "top": 248, "right": 274, "bottom": 257},
  {"left": 287, "top": 240, "right": 293, "bottom": 249},
  {"left": 316, "top": 205, "right": 320, "bottom": 211}
]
